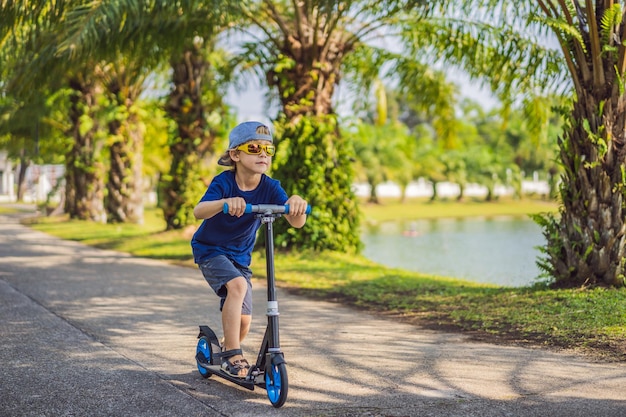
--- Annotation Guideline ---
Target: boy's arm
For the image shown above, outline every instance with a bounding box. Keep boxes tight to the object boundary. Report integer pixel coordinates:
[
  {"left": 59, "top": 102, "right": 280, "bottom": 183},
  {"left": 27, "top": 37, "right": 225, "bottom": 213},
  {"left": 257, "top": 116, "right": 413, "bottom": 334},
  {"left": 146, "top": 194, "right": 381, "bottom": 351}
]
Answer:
[
  {"left": 193, "top": 197, "right": 247, "bottom": 219},
  {"left": 284, "top": 195, "right": 308, "bottom": 228}
]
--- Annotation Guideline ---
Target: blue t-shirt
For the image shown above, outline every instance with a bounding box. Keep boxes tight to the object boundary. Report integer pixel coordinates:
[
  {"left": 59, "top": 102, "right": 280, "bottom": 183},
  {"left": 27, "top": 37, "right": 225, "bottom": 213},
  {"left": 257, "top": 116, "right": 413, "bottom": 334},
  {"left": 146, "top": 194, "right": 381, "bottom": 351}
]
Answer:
[{"left": 191, "top": 170, "right": 288, "bottom": 266}]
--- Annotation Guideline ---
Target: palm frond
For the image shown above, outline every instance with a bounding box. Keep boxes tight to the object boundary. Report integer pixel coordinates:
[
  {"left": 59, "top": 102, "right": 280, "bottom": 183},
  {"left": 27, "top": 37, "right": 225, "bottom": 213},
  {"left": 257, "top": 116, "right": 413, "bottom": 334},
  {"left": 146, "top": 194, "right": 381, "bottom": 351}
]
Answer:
[
  {"left": 58, "top": 0, "right": 228, "bottom": 59},
  {"left": 400, "top": 11, "right": 569, "bottom": 106},
  {"left": 600, "top": 4, "right": 622, "bottom": 52}
]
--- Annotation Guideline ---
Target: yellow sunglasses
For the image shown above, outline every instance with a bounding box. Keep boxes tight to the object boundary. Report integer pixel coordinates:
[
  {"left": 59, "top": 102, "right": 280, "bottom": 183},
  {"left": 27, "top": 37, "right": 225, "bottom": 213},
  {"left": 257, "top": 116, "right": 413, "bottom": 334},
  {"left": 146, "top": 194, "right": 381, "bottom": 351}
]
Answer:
[{"left": 235, "top": 143, "right": 276, "bottom": 156}]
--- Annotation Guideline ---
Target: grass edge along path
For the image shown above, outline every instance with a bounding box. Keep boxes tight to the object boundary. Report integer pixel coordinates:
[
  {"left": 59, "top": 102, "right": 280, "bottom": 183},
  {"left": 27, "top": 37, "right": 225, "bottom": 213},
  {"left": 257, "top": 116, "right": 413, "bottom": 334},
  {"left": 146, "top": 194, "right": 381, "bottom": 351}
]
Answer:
[
  {"left": 272, "top": 250, "right": 626, "bottom": 361},
  {"left": 11, "top": 198, "right": 626, "bottom": 361}
]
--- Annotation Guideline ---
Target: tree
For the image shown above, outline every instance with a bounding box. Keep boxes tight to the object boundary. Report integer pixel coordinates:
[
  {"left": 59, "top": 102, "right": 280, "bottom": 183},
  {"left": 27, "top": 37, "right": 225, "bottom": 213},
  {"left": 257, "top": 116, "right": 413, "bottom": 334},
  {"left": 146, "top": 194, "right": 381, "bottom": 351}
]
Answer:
[
  {"left": 533, "top": 1, "right": 626, "bottom": 287},
  {"left": 430, "top": 1, "right": 626, "bottom": 287},
  {"left": 0, "top": 93, "right": 62, "bottom": 202},
  {"left": 2, "top": 2, "right": 111, "bottom": 221},
  {"left": 345, "top": 119, "right": 415, "bottom": 204},
  {"left": 346, "top": 80, "right": 418, "bottom": 204},
  {"left": 159, "top": 42, "right": 230, "bottom": 230},
  {"left": 386, "top": 82, "right": 459, "bottom": 201},
  {"left": 413, "top": 135, "right": 447, "bottom": 201},
  {"left": 497, "top": 99, "right": 563, "bottom": 199},
  {"left": 99, "top": 57, "right": 148, "bottom": 223},
  {"left": 229, "top": 0, "right": 458, "bottom": 252},
  {"left": 58, "top": 1, "right": 232, "bottom": 229},
  {"left": 0, "top": 4, "right": 50, "bottom": 202},
  {"left": 64, "top": 69, "right": 107, "bottom": 221}
]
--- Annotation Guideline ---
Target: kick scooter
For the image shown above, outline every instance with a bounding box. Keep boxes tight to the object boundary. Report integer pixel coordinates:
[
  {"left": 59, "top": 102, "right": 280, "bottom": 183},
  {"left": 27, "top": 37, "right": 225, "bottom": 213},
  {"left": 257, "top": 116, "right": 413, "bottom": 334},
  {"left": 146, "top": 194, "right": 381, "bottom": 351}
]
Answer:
[{"left": 195, "top": 203, "right": 310, "bottom": 408}]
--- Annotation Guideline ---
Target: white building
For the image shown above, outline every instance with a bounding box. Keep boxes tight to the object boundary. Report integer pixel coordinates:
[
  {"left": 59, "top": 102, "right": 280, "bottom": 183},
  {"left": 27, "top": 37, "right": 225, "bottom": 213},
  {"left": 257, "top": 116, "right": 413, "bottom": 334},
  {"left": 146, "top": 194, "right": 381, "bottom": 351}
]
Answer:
[
  {"left": 0, "top": 151, "right": 64, "bottom": 203},
  {"left": 0, "top": 151, "right": 15, "bottom": 202}
]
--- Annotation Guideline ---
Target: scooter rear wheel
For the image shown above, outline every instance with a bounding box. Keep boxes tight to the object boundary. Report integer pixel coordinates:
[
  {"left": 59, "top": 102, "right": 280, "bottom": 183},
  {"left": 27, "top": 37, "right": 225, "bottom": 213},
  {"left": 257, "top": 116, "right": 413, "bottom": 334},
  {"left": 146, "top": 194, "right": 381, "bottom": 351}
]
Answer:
[
  {"left": 196, "top": 336, "right": 212, "bottom": 378},
  {"left": 266, "top": 362, "right": 288, "bottom": 408}
]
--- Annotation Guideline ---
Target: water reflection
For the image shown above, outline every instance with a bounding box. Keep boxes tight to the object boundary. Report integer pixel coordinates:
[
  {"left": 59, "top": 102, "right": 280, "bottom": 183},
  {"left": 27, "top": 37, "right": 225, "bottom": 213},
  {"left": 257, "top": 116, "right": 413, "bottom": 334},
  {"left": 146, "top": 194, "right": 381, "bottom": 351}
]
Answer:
[{"left": 361, "top": 216, "right": 545, "bottom": 287}]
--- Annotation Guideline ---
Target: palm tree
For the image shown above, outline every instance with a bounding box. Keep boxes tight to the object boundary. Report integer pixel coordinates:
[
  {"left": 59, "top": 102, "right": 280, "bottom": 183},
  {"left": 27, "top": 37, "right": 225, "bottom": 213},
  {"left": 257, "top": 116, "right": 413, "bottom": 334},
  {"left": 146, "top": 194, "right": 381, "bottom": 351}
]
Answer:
[
  {"left": 64, "top": 68, "right": 107, "bottom": 221},
  {"left": 227, "top": 0, "right": 475, "bottom": 252},
  {"left": 59, "top": 1, "right": 231, "bottom": 229},
  {"left": 99, "top": 57, "right": 148, "bottom": 223},
  {"left": 1, "top": 1, "right": 109, "bottom": 221},
  {"left": 0, "top": 94, "right": 51, "bottom": 202},
  {"left": 534, "top": 1, "right": 626, "bottom": 287},
  {"left": 426, "top": 1, "right": 626, "bottom": 287},
  {"left": 158, "top": 41, "right": 230, "bottom": 230}
]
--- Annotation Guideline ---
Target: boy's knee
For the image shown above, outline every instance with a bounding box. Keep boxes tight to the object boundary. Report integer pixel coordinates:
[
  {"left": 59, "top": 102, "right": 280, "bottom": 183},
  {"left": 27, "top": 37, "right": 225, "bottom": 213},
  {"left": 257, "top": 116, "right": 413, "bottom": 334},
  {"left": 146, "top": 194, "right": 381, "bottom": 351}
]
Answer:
[{"left": 226, "top": 276, "right": 247, "bottom": 297}]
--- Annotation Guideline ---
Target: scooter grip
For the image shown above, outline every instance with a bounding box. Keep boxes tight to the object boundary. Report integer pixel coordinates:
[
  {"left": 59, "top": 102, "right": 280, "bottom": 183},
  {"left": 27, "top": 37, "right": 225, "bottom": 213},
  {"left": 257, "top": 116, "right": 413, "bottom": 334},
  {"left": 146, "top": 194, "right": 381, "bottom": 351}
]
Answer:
[
  {"left": 284, "top": 204, "right": 312, "bottom": 215},
  {"left": 222, "top": 203, "right": 254, "bottom": 214}
]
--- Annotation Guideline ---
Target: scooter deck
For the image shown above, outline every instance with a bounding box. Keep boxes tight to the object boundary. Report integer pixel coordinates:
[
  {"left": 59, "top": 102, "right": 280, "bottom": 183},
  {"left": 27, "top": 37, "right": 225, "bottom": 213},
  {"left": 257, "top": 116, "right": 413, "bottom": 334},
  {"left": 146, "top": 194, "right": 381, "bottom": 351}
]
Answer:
[{"left": 196, "top": 352, "right": 260, "bottom": 390}]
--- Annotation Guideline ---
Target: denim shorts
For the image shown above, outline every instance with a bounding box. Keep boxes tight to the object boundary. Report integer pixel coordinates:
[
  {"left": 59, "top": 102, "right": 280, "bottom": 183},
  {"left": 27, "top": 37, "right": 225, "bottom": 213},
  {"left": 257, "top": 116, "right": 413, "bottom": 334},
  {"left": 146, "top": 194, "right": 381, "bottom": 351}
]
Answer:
[{"left": 198, "top": 255, "right": 253, "bottom": 315}]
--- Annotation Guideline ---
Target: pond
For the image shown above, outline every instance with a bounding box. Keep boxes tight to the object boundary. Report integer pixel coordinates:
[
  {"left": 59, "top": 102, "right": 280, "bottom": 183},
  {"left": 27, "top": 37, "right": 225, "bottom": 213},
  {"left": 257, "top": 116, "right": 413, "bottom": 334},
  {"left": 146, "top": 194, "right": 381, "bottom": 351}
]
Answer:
[{"left": 361, "top": 216, "right": 546, "bottom": 287}]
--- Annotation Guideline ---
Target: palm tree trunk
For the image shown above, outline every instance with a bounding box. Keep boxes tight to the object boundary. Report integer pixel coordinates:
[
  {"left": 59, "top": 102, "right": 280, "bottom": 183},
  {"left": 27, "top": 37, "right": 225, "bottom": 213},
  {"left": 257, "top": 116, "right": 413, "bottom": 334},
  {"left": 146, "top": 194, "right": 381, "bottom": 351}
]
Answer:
[
  {"left": 160, "top": 45, "right": 215, "bottom": 230},
  {"left": 65, "top": 76, "right": 105, "bottom": 222},
  {"left": 548, "top": 94, "right": 626, "bottom": 287},
  {"left": 106, "top": 124, "right": 144, "bottom": 223},
  {"left": 104, "top": 71, "right": 144, "bottom": 224}
]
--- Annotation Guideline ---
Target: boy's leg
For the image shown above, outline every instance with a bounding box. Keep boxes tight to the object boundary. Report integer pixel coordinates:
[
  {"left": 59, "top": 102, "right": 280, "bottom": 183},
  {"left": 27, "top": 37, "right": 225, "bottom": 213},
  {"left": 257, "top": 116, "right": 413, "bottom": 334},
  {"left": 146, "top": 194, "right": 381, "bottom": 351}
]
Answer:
[
  {"left": 221, "top": 276, "right": 251, "bottom": 377},
  {"left": 222, "top": 277, "right": 252, "bottom": 377},
  {"left": 198, "top": 256, "right": 253, "bottom": 377},
  {"left": 240, "top": 314, "right": 251, "bottom": 342},
  {"left": 222, "top": 276, "right": 248, "bottom": 356}
]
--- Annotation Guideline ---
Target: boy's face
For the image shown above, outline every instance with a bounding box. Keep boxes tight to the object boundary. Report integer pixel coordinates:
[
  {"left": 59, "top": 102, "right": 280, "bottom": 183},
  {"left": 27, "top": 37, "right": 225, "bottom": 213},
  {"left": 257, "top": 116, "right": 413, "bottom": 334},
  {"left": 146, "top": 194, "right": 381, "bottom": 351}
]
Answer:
[{"left": 229, "top": 140, "right": 274, "bottom": 173}]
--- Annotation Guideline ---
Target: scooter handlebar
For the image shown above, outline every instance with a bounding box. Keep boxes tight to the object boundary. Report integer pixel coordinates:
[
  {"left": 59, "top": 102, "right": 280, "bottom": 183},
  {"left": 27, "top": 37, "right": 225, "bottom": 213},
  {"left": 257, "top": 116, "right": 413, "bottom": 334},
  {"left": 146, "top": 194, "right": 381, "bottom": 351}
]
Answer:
[{"left": 223, "top": 203, "right": 311, "bottom": 215}]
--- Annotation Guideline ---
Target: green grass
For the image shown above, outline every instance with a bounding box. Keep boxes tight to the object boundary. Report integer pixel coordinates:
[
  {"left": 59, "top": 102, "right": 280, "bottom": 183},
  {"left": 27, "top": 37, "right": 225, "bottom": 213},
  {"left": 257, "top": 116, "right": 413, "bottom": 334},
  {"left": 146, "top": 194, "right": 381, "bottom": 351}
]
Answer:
[
  {"left": 0, "top": 205, "right": 33, "bottom": 215},
  {"left": 268, "top": 251, "right": 626, "bottom": 360},
  {"left": 21, "top": 209, "right": 193, "bottom": 260},
  {"left": 16, "top": 198, "right": 626, "bottom": 361}
]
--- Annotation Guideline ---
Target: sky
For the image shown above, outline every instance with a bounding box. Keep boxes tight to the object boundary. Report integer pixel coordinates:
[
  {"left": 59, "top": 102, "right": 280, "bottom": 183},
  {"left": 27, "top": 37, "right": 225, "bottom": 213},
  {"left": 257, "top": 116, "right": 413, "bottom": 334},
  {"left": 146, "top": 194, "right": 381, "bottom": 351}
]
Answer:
[{"left": 226, "top": 69, "right": 499, "bottom": 125}]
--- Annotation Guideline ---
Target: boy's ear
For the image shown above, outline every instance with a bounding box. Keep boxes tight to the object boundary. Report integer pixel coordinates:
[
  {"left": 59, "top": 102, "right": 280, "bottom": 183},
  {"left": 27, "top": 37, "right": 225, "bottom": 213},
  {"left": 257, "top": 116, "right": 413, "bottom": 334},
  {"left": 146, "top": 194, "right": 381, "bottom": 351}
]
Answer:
[{"left": 229, "top": 149, "right": 240, "bottom": 163}]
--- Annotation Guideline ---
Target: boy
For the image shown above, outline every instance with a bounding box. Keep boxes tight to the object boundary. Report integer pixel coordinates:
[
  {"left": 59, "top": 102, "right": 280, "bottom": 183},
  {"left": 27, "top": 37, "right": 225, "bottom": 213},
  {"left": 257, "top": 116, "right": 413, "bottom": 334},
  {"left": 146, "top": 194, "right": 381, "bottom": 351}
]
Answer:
[{"left": 191, "top": 121, "right": 308, "bottom": 378}]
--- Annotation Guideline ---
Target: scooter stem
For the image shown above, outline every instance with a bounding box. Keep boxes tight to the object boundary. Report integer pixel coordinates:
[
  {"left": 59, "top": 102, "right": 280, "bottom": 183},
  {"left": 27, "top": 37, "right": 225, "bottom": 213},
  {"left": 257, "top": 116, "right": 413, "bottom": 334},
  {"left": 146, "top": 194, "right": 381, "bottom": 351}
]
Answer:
[{"left": 262, "top": 215, "right": 280, "bottom": 352}]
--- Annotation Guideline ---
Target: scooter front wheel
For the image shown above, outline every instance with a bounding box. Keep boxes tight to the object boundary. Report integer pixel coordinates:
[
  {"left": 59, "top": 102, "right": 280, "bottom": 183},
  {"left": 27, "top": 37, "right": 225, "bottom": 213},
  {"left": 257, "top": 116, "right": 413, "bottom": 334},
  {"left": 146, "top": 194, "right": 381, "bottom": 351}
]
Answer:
[
  {"left": 196, "top": 336, "right": 212, "bottom": 378},
  {"left": 266, "top": 362, "right": 288, "bottom": 408}
]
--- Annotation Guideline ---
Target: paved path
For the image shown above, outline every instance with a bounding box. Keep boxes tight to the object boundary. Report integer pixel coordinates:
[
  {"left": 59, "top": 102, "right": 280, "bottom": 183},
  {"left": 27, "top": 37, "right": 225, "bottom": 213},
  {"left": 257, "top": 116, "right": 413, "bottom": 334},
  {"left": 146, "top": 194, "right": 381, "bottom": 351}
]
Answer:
[{"left": 1, "top": 211, "right": 625, "bottom": 416}]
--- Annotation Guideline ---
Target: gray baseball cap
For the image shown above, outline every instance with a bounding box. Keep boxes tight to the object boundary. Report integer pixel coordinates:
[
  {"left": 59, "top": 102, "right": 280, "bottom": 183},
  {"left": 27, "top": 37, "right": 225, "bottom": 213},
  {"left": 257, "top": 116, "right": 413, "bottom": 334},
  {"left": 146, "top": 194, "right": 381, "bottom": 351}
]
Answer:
[{"left": 218, "top": 121, "right": 273, "bottom": 166}]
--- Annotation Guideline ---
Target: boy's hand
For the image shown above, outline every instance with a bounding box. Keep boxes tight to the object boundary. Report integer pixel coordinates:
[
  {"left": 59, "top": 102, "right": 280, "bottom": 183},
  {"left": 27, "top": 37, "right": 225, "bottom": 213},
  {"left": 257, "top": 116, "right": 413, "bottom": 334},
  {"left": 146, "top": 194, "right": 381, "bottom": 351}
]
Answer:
[
  {"left": 224, "top": 197, "right": 247, "bottom": 217},
  {"left": 286, "top": 195, "right": 308, "bottom": 217}
]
